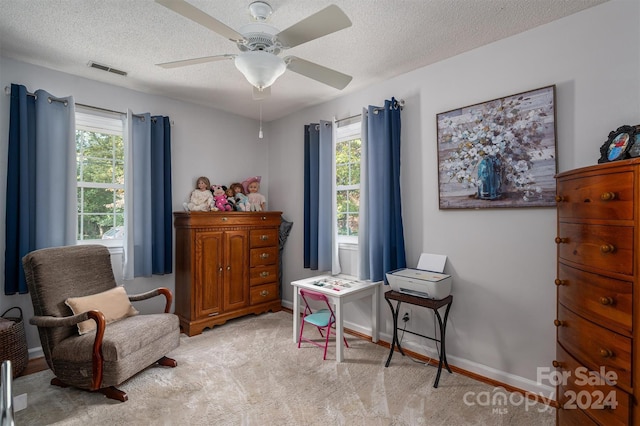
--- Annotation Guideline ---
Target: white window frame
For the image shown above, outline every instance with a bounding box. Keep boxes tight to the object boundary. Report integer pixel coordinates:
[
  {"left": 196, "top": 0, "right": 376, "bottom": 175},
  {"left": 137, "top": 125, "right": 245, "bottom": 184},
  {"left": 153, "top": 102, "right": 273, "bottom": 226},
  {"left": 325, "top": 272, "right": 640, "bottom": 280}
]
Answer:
[
  {"left": 75, "top": 108, "right": 126, "bottom": 249},
  {"left": 335, "top": 121, "right": 361, "bottom": 246}
]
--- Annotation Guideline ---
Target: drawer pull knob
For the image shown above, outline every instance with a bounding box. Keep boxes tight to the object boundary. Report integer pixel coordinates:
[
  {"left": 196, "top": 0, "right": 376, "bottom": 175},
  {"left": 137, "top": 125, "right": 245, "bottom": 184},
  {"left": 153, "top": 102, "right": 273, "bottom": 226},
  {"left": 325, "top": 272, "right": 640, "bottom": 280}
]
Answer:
[
  {"left": 599, "top": 296, "right": 614, "bottom": 305},
  {"left": 554, "top": 279, "right": 566, "bottom": 286},
  {"left": 222, "top": 217, "right": 228, "bottom": 221},
  {"left": 219, "top": 267, "right": 223, "bottom": 272},
  {"left": 600, "top": 192, "right": 616, "bottom": 201},
  {"left": 554, "top": 319, "right": 565, "bottom": 327},
  {"left": 261, "top": 216, "right": 267, "bottom": 220},
  {"left": 260, "top": 271, "right": 270, "bottom": 278},
  {"left": 552, "top": 360, "right": 562, "bottom": 368},
  {"left": 555, "top": 195, "right": 566, "bottom": 202},
  {"left": 260, "top": 235, "right": 269, "bottom": 240},
  {"left": 555, "top": 237, "right": 568, "bottom": 244},
  {"left": 260, "top": 290, "right": 269, "bottom": 297},
  {"left": 260, "top": 253, "right": 269, "bottom": 259},
  {"left": 227, "top": 266, "right": 231, "bottom": 271},
  {"left": 599, "top": 348, "right": 613, "bottom": 358},
  {"left": 600, "top": 244, "right": 615, "bottom": 253}
]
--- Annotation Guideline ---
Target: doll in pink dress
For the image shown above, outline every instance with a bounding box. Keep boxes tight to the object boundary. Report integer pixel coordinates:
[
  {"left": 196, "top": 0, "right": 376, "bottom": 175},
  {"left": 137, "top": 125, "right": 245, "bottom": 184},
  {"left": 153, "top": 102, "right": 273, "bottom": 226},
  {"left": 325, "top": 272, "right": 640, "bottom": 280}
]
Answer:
[{"left": 245, "top": 177, "right": 266, "bottom": 211}]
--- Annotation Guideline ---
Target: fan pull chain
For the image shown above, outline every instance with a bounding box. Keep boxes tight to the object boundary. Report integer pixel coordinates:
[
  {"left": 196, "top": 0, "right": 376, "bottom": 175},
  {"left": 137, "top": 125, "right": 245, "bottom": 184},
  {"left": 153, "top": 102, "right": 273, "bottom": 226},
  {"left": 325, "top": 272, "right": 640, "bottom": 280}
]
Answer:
[{"left": 258, "top": 102, "right": 264, "bottom": 139}]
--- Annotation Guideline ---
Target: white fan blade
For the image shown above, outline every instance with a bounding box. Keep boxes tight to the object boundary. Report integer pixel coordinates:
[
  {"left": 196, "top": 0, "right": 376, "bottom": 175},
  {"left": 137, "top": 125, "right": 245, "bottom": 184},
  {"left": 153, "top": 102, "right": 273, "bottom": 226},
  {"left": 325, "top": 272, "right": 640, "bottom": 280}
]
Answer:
[
  {"left": 155, "top": 0, "right": 246, "bottom": 43},
  {"left": 157, "top": 54, "right": 234, "bottom": 69},
  {"left": 276, "top": 5, "right": 352, "bottom": 49},
  {"left": 253, "top": 86, "right": 271, "bottom": 100},
  {"left": 285, "top": 56, "right": 352, "bottom": 90}
]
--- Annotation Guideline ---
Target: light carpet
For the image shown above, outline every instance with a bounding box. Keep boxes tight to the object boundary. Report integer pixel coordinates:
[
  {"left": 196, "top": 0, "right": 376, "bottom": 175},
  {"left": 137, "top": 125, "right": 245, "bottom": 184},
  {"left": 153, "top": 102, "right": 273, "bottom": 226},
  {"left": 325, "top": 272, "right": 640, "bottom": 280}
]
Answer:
[{"left": 13, "top": 311, "right": 555, "bottom": 425}]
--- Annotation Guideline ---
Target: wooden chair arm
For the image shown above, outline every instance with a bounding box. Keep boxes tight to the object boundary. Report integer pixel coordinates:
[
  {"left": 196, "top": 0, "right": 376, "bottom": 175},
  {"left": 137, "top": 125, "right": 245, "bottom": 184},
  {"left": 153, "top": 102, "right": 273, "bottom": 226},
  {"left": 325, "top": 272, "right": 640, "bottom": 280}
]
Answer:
[
  {"left": 86, "top": 310, "right": 106, "bottom": 391},
  {"left": 31, "top": 311, "right": 107, "bottom": 391},
  {"left": 128, "top": 287, "right": 173, "bottom": 313}
]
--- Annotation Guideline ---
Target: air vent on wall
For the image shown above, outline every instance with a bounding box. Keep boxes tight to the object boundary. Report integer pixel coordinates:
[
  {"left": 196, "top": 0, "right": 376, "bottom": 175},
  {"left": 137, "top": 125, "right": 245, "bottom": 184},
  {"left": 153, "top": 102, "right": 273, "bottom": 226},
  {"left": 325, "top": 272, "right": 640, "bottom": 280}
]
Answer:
[{"left": 87, "top": 61, "right": 128, "bottom": 76}]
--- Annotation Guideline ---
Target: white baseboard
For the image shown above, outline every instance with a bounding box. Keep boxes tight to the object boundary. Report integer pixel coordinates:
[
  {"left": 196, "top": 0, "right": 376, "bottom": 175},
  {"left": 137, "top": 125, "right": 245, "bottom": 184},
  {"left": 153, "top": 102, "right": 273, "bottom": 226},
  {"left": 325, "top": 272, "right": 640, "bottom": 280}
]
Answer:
[
  {"left": 281, "top": 298, "right": 554, "bottom": 399},
  {"left": 28, "top": 347, "right": 43, "bottom": 361}
]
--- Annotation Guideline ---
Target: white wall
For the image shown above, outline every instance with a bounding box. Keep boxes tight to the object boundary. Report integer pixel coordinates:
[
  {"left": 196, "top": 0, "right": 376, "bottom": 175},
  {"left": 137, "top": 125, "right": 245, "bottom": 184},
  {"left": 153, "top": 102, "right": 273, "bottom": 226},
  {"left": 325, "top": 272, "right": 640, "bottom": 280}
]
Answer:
[
  {"left": 269, "top": 0, "right": 640, "bottom": 396},
  {"left": 0, "top": 0, "right": 637, "bottom": 397},
  {"left": 0, "top": 56, "right": 270, "bottom": 355}
]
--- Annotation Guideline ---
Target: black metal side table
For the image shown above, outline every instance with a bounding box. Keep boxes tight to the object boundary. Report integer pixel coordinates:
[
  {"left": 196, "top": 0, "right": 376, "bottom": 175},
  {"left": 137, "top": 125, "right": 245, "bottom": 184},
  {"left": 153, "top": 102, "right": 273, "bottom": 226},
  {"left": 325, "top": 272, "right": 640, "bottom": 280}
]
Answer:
[{"left": 384, "top": 290, "right": 453, "bottom": 388}]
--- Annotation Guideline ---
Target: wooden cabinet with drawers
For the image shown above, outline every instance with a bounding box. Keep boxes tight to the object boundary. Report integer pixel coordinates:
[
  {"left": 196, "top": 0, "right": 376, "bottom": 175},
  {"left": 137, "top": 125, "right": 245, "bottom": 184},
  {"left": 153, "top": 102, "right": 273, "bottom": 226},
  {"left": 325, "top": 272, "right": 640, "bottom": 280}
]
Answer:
[
  {"left": 174, "top": 211, "right": 282, "bottom": 336},
  {"left": 555, "top": 159, "right": 640, "bottom": 425}
]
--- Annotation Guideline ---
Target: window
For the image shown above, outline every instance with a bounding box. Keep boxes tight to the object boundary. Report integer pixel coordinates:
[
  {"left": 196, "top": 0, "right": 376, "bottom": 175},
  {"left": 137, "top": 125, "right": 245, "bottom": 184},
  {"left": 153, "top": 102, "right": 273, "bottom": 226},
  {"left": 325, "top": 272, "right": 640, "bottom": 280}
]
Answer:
[
  {"left": 75, "top": 109, "right": 125, "bottom": 243},
  {"left": 335, "top": 121, "right": 361, "bottom": 244}
]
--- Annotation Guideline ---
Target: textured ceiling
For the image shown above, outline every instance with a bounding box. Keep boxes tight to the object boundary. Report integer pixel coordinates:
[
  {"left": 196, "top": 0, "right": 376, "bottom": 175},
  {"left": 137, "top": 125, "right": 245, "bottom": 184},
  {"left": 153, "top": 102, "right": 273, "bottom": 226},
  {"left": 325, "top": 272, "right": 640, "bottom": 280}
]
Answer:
[{"left": 0, "top": 0, "right": 608, "bottom": 121}]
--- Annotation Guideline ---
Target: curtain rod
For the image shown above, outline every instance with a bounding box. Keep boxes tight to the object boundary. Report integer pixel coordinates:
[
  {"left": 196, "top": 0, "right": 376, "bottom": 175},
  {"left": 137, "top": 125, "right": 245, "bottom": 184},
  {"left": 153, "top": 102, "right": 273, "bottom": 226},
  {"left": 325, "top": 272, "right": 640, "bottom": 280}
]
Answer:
[
  {"left": 4, "top": 85, "right": 149, "bottom": 120},
  {"left": 335, "top": 113, "right": 361, "bottom": 123},
  {"left": 335, "top": 99, "right": 405, "bottom": 123}
]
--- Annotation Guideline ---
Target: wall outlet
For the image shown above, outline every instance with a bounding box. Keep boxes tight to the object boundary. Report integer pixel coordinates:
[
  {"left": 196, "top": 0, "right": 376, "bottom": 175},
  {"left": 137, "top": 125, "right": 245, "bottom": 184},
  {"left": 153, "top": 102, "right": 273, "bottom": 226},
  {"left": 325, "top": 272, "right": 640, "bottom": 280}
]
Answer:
[{"left": 402, "top": 308, "right": 411, "bottom": 323}]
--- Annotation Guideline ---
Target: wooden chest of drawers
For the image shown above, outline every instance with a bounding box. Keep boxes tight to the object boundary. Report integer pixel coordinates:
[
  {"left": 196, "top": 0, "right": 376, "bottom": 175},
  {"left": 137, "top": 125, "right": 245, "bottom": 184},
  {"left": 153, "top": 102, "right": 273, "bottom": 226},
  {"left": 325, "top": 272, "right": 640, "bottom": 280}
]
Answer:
[
  {"left": 555, "top": 159, "right": 640, "bottom": 425},
  {"left": 173, "top": 211, "right": 282, "bottom": 336}
]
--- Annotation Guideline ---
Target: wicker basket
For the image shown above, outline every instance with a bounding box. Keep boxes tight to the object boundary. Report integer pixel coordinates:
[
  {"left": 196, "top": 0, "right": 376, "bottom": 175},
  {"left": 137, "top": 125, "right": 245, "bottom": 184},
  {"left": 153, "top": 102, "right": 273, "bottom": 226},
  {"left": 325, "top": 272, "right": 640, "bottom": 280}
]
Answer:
[{"left": 0, "top": 307, "right": 28, "bottom": 378}]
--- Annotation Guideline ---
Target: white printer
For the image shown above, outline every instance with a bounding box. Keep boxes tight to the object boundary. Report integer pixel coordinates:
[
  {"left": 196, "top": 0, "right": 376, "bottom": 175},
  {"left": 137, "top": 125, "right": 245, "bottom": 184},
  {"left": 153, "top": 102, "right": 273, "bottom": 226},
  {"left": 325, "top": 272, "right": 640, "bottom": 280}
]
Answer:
[{"left": 386, "top": 253, "right": 452, "bottom": 299}]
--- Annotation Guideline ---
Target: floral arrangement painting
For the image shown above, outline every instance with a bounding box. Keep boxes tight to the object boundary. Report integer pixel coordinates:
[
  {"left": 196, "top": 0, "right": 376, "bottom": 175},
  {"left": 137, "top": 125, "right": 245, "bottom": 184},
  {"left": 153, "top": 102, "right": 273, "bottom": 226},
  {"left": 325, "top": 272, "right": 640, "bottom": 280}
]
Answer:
[{"left": 437, "top": 85, "right": 557, "bottom": 209}]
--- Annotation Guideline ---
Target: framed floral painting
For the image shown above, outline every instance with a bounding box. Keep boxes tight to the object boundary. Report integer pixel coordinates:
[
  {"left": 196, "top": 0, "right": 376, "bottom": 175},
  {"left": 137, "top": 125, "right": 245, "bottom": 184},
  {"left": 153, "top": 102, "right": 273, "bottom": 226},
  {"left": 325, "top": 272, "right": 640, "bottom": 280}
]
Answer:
[{"left": 436, "top": 85, "right": 558, "bottom": 209}]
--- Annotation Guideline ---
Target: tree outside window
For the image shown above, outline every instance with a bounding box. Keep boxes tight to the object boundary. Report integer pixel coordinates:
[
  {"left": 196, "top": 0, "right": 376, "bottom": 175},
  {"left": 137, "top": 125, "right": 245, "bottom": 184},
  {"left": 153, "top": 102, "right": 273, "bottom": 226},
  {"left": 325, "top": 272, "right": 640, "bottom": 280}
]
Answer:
[
  {"left": 76, "top": 111, "right": 125, "bottom": 241},
  {"left": 336, "top": 123, "right": 361, "bottom": 241}
]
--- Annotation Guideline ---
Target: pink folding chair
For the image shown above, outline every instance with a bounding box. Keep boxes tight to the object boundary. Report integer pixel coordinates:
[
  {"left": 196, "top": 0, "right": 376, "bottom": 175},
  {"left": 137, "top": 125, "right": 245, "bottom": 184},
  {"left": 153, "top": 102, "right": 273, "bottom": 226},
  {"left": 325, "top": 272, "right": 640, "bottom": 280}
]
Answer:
[{"left": 298, "top": 289, "right": 349, "bottom": 360}]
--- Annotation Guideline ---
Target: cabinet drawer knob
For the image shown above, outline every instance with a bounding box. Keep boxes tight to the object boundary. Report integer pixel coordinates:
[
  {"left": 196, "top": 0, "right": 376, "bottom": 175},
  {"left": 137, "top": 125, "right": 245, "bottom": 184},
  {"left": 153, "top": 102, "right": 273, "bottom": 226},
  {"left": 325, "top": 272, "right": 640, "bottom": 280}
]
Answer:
[
  {"left": 600, "top": 244, "right": 615, "bottom": 253},
  {"left": 260, "top": 253, "right": 269, "bottom": 259},
  {"left": 599, "top": 348, "right": 613, "bottom": 358},
  {"left": 555, "top": 195, "right": 566, "bottom": 202},
  {"left": 261, "top": 216, "right": 267, "bottom": 220},
  {"left": 260, "top": 271, "right": 270, "bottom": 278},
  {"left": 227, "top": 265, "right": 231, "bottom": 271},
  {"left": 600, "top": 192, "right": 616, "bottom": 201},
  {"left": 222, "top": 217, "right": 228, "bottom": 221},
  {"left": 554, "top": 279, "right": 566, "bottom": 286},
  {"left": 260, "top": 290, "right": 269, "bottom": 297},
  {"left": 552, "top": 360, "right": 562, "bottom": 368},
  {"left": 599, "top": 296, "right": 614, "bottom": 305},
  {"left": 219, "top": 267, "right": 223, "bottom": 272},
  {"left": 553, "top": 319, "right": 565, "bottom": 327},
  {"left": 555, "top": 237, "right": 568, "bottom": 244},
  {"left": 260, "top": 235, "right": 269, "bottom": 241}
]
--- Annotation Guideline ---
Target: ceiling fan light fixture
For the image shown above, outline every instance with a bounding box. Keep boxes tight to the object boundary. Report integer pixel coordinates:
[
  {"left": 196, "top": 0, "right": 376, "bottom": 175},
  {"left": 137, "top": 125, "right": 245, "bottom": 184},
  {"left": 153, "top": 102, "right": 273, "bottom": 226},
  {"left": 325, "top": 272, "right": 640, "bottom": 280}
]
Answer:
[{"left": 234, "top": 51, "right": 286, "bottom": 90}]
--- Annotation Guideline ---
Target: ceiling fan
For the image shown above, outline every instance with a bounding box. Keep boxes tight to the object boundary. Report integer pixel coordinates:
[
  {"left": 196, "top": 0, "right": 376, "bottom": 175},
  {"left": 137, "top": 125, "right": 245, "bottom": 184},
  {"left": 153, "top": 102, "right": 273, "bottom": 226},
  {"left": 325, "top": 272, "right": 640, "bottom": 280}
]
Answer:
[{"left": 155, "top": 0, "right": 353, "bottom": 97}]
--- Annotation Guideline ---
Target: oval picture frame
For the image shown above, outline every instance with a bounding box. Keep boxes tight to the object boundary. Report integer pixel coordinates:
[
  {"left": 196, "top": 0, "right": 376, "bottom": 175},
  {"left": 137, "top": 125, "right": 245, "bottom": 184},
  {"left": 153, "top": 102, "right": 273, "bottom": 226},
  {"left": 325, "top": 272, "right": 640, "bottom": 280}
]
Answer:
[{"left": 598, "top": 125, "right": 638, "bottom": 163}]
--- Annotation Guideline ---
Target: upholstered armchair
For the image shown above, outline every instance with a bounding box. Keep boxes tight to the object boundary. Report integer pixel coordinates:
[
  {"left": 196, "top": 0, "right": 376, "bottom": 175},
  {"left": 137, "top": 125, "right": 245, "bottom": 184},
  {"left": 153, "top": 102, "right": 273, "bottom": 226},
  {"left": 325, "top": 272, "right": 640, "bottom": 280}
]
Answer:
[{"left": 22, "top": 245, "right": 180, "bottom": 402}]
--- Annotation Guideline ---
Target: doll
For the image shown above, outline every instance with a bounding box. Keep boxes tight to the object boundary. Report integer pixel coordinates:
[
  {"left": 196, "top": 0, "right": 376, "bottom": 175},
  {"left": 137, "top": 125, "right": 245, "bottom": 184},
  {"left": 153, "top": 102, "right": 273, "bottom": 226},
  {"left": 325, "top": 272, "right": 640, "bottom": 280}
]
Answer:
[
  {"left": 244, "top": 176, "right": 266, "bottom": 212},
  {"left": 230, "top": 182, "right": 249, "bottom": 211},
  {"left": 186, "top": 176, "right": 214, "bottom": 211},
  {"left": 224, "top": 186, "right": 237, "bottom": 210},
  {"left": 211, "top": 184, "right": 233, "bottom": 211}
]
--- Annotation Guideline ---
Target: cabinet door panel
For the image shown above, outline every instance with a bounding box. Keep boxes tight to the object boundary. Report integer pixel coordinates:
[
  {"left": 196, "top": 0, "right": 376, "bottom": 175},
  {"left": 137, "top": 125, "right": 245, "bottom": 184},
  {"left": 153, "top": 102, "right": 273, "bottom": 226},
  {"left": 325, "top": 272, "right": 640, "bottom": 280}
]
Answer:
[
  {"left": 195, "top": 231, "right": 223, "bottom": 318},
  {"left": 224, "top": 231, "right": 249, "bottom": 311}
]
